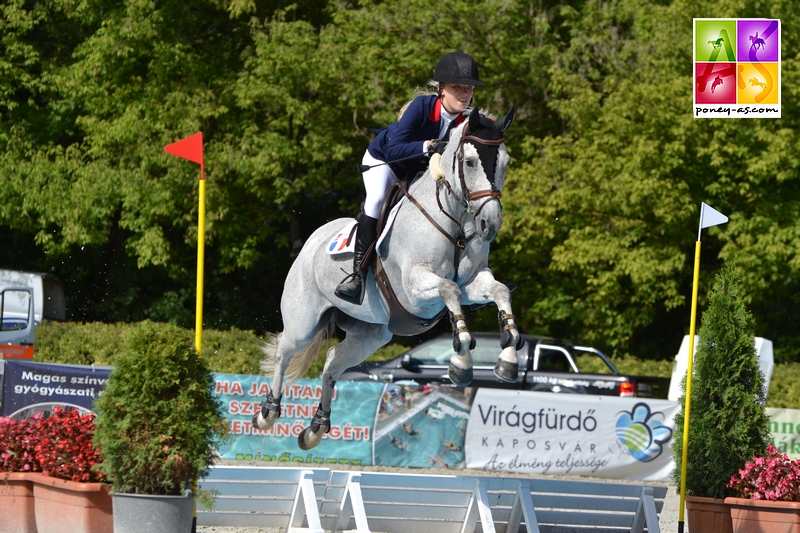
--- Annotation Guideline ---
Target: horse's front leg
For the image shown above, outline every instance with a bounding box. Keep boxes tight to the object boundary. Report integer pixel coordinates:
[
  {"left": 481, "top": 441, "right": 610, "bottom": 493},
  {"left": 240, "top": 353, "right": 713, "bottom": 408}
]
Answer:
[
  {"left": 462, "top": 270, "right": 523, "bottom": 383},
  {"left": 446, "top": 305, "right": 477, "bottom": 387},
  {"left": 406, "top": 267, "right": 474, "bottom": 386}
]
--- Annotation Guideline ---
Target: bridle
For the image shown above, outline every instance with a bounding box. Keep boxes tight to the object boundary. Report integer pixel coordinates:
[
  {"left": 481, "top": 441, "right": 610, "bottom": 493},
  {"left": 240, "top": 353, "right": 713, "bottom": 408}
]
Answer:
[
  {"left": 450, "top": 134, "right": 504, "bottom": 219},
  {"left": 398, "top": 129, "right": 505, "bottom": 273}
]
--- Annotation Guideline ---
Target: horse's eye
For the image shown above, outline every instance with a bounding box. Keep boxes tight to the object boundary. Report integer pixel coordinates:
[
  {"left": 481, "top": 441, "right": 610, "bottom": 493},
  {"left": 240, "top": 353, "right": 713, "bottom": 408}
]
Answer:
[{"left": 466, "top": 159, "right": 476, "bottom": 168}]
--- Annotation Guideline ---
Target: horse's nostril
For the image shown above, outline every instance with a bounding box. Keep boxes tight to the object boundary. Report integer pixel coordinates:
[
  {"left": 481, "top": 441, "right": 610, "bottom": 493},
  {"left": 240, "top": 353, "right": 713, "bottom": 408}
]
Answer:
[{"left": 481, "top": 219, "right": 487, "bottom": 233}]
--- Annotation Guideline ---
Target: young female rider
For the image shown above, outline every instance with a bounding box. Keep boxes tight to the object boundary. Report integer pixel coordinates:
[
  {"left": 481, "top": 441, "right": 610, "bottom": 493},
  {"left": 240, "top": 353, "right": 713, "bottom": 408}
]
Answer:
[{"left": 335, "top": 51, "right": 484, "bottom": 305}]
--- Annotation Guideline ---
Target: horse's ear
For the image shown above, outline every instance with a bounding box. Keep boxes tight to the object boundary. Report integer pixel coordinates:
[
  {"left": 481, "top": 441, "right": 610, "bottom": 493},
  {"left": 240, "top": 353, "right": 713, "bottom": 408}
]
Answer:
[
  {"left": 466, "top": 107, "right": 481, "bottom": 135},
  {"left": 497, "top": 105, "right": 515, "bottom": 134}
]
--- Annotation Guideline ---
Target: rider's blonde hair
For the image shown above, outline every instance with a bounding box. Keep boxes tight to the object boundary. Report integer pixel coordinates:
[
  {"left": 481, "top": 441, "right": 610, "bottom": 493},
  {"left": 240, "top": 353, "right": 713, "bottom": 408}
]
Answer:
[{"left": 397, "top": 83, "right": 439, "bottom": 120}]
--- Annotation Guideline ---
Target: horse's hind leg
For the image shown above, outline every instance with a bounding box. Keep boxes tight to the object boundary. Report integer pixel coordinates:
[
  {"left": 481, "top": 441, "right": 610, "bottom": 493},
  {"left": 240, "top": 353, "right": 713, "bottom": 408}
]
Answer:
[
  {"left": 297, "top": 318, "right": 392, "bottom": 451},
  {"left": 252, "top": 314, "right": 333, "bottom": 432},
  {"left": 251, "top": 333, "right": 290, "bottom": 431}
]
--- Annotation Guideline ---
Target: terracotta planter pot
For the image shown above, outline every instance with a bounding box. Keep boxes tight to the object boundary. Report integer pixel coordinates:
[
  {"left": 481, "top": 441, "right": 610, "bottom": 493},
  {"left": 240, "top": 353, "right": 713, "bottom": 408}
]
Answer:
[
  {"left": 29, "top": 473, "right": 112, "bottom": 533},
  {"left": 725, "top": 497, "right": 800, "bottom": 533},
  {"left": 0, "top": 472, "right": 38, "bottom": 533},
  {"left": 685, "top": 494, "right": 733, "bottom": 533}
]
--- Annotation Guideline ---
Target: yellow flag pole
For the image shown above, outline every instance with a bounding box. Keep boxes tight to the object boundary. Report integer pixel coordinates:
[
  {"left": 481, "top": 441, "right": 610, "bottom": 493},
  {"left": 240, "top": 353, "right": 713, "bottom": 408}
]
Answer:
[
  {"left": 196, "top": 164, "right": 205, "bottom": 355},
  {"left": 192, "top": 163, "right": 205, "bottom": 533},
  {"left": 164, "top": 132, "right": 205, "bottom": 533},
  {"left": 678, "top": 240, "right": 701, "bottom": 533},
  {"left": 676, "top": 202, "right": 727, "bottom": 533},
  {"left": 163, "top": 132, "right": 205, "bottom": 356}
]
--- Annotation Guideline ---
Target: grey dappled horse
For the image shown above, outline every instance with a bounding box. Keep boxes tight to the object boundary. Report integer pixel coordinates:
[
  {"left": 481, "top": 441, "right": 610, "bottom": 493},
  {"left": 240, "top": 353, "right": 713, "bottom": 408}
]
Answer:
[{"left": 253, "top": 107, "right": 522, "bottom": 450}]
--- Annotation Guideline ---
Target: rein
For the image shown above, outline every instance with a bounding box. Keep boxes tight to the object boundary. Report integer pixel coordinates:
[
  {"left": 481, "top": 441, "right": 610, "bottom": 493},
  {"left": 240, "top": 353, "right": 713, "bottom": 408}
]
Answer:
[
  {"left": 397, "top": 181, "right": 470, "bottom": 273},
  {"left": 398, "top": 132, "right": 505, "bottom": 274}
]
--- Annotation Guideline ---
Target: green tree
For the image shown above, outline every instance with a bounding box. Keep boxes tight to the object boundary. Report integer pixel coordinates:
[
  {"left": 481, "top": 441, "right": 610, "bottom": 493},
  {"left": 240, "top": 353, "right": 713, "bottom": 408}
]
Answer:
[
  {"left": 497, "top": 0, "right": 800, "bottom": 361},
  {"left": 2, "top": 0, "right": 800, "bottom": 368}
]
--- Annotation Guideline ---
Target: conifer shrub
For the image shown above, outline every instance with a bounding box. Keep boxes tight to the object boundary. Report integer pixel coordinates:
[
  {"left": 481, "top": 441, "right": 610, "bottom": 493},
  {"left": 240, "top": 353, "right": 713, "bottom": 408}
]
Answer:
[
  {"left": 672, "top": 265, "right": 771, "bottom": 499},
  {"left": 92, "top": 321, "right": 228, "bottom": 501}
]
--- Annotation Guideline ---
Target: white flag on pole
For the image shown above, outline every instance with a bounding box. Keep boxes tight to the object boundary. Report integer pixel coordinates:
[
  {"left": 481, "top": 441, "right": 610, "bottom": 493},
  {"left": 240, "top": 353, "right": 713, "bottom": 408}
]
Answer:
[{"left": 698, "top": 202, "right": 728, "bottom": 239}]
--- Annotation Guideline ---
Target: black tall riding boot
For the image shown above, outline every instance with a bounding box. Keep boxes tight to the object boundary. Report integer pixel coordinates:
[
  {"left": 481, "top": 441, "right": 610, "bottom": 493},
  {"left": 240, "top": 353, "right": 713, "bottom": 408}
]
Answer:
[{"left": 335, "top": 212, "right": 378, "bottom": 305}]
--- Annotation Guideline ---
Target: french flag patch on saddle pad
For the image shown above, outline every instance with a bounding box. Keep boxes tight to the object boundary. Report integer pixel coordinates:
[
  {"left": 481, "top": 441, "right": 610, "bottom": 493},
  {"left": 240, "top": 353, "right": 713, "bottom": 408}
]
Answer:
[{"left": 326, "top": 220, "right": 357, "bottom": 255}]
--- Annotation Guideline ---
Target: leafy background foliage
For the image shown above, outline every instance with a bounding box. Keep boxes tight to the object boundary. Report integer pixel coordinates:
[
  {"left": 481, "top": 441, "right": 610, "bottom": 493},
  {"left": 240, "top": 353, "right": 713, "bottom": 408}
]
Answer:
[{"left": 2, "top": 0, "right": 799, "bottom": 366}]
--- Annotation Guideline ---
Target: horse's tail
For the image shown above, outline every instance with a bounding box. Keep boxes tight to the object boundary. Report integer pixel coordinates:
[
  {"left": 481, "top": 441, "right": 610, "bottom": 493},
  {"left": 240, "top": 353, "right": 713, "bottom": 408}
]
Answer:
[
  {"left": 260, "top": 333, "right": 280, "bottom": 376},
  {"left": 284, "top": 313, "right": 336, "bottom": 384}
]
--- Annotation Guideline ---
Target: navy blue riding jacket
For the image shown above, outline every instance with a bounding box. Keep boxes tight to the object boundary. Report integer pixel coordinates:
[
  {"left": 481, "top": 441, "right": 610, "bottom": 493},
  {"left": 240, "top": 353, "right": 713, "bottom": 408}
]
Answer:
[{"left": 368, "top": 95, "right": 466, "bottom": 180}]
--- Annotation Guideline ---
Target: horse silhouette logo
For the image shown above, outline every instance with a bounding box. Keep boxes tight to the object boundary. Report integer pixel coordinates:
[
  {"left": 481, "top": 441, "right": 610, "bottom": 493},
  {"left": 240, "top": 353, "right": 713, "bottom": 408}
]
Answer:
[
  {"left": 750, "top": 31, "right": 766, "bottom": 50},
  {"left": 711, "top": 75, "right": 724, "bottom": 93},
  {"left": 750, "top": 77, "right": 767, "bottom": 90},
  {"left": 708, "top": 37, "right": 724, "bottom": 49}
]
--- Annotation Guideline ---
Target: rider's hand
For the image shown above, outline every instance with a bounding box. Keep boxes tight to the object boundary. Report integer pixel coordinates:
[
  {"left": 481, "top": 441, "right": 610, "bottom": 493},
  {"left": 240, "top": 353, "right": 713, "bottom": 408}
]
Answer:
[{"left": 427, "top": 139, "right": 448, "bottom": 155}]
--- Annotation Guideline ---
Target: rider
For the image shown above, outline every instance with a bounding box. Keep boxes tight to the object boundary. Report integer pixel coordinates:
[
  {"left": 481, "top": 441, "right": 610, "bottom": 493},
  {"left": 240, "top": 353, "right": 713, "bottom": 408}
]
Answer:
[{"left": 335, "top": 51, "right": 484, "bottom": 305}]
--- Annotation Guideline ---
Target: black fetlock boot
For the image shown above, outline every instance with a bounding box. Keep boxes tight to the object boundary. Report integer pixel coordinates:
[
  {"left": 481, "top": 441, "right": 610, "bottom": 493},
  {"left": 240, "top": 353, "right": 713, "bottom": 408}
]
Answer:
[{"left": 335, "top": 212, "right": 377, "bottom": 305}]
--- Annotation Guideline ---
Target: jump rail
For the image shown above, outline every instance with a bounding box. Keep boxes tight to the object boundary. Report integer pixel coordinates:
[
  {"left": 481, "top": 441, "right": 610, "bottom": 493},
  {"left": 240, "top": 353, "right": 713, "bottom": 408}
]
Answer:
[{"left": 196, "top": 465, "right": 667, "bottom": 533}]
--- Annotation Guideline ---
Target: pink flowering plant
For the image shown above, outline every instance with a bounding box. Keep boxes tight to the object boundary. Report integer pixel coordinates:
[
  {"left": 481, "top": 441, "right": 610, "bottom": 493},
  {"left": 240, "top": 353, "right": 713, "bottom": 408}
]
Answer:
[
  {"left": 728, "top": 444, "right": 800, "bottom": 502},
  {"left": 0, "top": 413, "right": 43, "bottom": 473}
]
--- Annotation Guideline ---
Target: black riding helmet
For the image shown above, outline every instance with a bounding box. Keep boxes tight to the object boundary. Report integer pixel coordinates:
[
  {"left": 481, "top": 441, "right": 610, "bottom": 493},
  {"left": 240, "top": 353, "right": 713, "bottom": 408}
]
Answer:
[{"left": 433, "top": 52, "right": 484, "bottom": 87}]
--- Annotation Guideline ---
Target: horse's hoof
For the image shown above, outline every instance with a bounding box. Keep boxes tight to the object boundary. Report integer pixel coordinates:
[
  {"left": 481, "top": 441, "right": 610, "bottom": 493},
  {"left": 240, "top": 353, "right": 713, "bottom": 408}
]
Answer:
[
  {"left": 494, "top": 360, "right": 519, "bottom": 383},
  {"left": 448, "top": 364, "right": 473, "bottom": 387},
  {"left": 298, "top": 427, "right": 324, "bottom": 450},
  {"left": 252, "top": 410, "right": 278, "bottom": 431}
]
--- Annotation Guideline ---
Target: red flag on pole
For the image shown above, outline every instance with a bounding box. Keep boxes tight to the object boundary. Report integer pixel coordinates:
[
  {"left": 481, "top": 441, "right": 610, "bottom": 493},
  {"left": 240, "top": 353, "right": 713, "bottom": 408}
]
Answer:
[
  {"left": 165, "top": 132, "right": 204, "bottom": 177},
  {"left": 164, "top": 131, "right": 207, "bottom": 357}
]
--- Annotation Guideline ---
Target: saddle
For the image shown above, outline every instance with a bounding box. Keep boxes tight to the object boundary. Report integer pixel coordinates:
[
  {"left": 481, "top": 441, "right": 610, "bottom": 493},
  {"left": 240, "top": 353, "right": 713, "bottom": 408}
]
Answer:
[{"left": 366, "top": 176, "right": 448, "bottom": 336}]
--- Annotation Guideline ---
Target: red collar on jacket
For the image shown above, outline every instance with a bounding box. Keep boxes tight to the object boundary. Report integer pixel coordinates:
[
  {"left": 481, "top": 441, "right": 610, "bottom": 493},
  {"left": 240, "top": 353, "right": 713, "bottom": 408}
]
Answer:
[{"left": 428, "top": 99, "right": 467, "bottom": 125}]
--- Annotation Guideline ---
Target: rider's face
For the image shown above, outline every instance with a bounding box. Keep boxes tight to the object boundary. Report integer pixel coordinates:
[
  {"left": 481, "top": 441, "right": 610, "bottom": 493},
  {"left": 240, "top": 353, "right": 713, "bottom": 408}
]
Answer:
[{"left": 440, "top": 83, "right": 475, "bottom": 114}]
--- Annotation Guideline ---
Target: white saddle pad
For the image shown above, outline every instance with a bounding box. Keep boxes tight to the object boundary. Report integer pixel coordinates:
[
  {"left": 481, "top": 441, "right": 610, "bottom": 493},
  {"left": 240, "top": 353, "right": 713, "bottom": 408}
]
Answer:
[{"left": 325, "top": 199, "right": 405, "bottom": 257}]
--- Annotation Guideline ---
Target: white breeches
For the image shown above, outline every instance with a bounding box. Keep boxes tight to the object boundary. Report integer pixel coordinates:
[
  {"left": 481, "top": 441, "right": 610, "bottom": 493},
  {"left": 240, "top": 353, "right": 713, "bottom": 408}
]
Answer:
[{"left": 362, "top": 150, "right": 398, "bottom": 219}]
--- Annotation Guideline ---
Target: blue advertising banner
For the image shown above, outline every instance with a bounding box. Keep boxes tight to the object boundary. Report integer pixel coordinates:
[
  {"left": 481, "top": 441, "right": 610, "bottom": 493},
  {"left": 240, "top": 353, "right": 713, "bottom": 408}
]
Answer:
[
  {"left": 213, "top": 374, "right": 384, "bottom": 466},
  {"left": 1, "top": 360, "right": 111, "bottom": 418}
]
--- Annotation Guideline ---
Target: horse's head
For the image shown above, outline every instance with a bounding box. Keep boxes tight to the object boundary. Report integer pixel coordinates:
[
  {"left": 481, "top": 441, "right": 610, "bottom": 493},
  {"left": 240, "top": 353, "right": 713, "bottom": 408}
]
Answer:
[{"left": 445, "top": 105, "right": 514, "bottom": 242}]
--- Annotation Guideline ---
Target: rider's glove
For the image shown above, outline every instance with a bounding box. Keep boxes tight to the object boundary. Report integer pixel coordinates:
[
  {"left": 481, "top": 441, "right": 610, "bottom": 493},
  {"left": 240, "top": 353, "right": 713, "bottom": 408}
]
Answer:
[{"left": 427, "top": 139, "right": 448, "bottom": 155}]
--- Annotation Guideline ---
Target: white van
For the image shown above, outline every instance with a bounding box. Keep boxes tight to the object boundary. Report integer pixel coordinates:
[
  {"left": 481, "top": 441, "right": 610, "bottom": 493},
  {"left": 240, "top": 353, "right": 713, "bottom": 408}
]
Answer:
[
  {"left": 0, "top": 270, "right": 65, "bottom": 323},
  {"left": 0, "top": 286, "right": 35, "bottom": 359}
]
